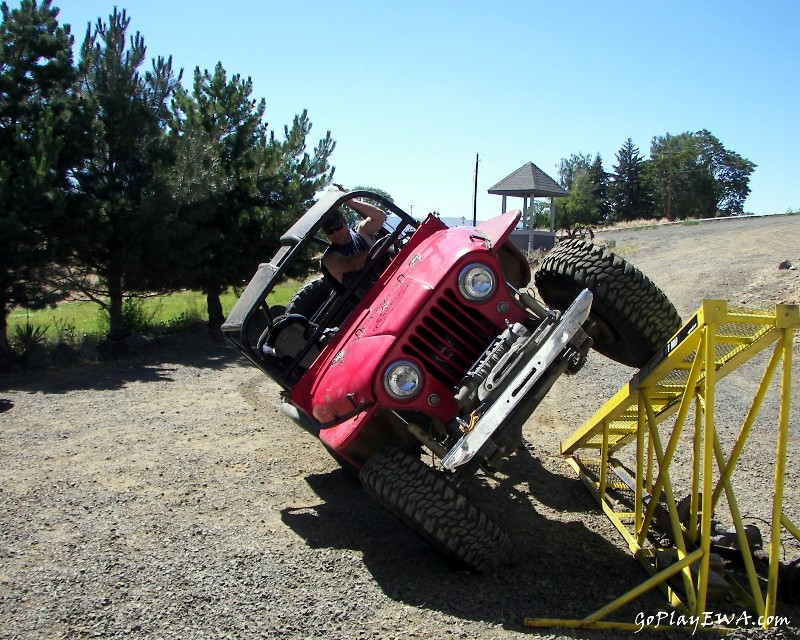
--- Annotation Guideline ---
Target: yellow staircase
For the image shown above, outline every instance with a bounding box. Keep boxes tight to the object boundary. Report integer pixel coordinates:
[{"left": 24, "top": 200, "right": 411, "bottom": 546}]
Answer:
[{"left": 526, "top": 300, "right": 800, "bottom": 632}]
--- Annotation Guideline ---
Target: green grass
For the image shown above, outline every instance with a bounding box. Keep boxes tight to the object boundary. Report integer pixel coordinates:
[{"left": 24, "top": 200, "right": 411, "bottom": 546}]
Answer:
[
  {"left": 7, "top": 278, "right": 306, "bottom": 344},
  {"left": 9, "top": 300, "right": 99, "bottom": 338}
]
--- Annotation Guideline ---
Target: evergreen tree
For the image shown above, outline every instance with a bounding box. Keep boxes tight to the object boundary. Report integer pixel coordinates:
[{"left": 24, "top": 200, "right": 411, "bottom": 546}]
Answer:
[
  {"left": 0, "top": 0, "right": 88, "bottom": 360},
  {"left": 168, "top": 64, "right": 334, "bottom": 333},
  {"left": 71, "top": 8, "right": 180, "bottom": 339},
  {"left": 610, "top": 138, "right": 651, "bottom": 222},
  {"left": 277, "top": 109, "right": 335, "bottom": 213},
  {"left": 588, "top": 153, "right": 611, "bottom": 223}
]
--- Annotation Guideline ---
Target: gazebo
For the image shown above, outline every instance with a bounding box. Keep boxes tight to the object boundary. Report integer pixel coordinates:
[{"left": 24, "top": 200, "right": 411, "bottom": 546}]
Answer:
[{"left": 488, "top": 161, "right": 568, "bottom": 251}]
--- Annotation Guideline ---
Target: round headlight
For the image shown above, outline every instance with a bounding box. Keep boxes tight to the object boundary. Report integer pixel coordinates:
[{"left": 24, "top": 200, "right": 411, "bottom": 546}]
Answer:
[
  {"left": 383, "top": 360, "right": 423, "bottom": 400},
  {"left": 458, "top": 263, "right": 496, "bottom": 301}
]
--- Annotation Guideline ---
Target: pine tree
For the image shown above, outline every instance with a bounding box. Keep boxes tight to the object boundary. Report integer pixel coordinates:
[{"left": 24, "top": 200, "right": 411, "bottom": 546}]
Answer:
[
  {"left": 168, "top": 64, "right": 334, "bottom": 333},
  {"left": 71, "top": 8, "right": 180, "bottom": 339},
  {"left": 0, "top": 0, "right": 88, "bottom": 360},
  {"left": 588, "top": 154, "right": 611, "bottom": 223},
  {"left": 610, "top": 139, "right": 651, "bottom": 222}
]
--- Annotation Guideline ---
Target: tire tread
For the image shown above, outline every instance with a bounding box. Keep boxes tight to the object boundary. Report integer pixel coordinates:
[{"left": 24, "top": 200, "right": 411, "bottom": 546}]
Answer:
[{"left": 360, "top": 449, "right": 508, "bottom": 572}]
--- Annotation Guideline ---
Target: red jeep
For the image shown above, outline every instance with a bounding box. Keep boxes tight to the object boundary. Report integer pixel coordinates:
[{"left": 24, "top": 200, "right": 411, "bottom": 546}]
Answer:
[{"left": 223, "top": 189, "right": 680, "bottom": 571}]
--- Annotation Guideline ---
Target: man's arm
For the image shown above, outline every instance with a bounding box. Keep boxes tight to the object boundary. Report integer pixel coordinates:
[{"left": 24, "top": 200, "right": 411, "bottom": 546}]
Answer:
[
  {"left": 332, "top": 185, "right": 387, "bottom": 237},
  {"left": 349, "top": 199, "right": 386, "bottom": 237}
]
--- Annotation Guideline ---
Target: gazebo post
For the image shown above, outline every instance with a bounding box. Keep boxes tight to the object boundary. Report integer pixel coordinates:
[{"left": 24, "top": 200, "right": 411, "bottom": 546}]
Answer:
[{"left": 522, "top": 197, "right": 528, "bottom": 228}]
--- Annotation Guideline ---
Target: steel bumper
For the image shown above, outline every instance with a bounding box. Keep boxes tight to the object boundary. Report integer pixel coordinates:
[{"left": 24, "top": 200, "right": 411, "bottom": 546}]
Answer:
[{"left": 441, "top": 289, "right": 593, "bottom": 470}]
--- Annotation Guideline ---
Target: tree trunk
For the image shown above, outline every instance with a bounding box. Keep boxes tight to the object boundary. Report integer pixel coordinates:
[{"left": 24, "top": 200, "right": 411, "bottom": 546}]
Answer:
[
  {"left": 107, "top": 278, "right": 126, "bottom": 340},
  {"left": 0, "top": 306, "right": 16, "bottom": 365},
  {"left": 206, "top": 289, "right": 224, "bottom": 340}
]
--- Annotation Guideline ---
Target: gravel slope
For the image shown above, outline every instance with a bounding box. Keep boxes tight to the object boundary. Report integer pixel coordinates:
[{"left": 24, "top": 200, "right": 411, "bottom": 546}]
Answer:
[{"left": 2, "top": 215, "right": 800, "bottom": 639}]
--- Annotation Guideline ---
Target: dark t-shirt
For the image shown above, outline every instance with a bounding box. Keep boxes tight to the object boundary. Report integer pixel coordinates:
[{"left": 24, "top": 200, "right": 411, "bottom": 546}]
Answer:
[
  {"left": 323, "top": 228, "right": 376, "bottom": 293},
  {"left": 324, "top": 228, "right": 371, "bottom": 259}
]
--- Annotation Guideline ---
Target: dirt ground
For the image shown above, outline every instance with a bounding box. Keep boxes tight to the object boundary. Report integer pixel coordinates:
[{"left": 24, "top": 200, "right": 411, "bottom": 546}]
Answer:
[{"left": 2, "top": 214, "right": 800, "bottom": 639}]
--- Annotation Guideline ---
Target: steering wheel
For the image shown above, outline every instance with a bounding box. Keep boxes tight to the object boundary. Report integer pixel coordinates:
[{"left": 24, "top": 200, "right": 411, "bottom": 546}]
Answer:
[{"left": 365, "top": 234, "right": 395, "bottom": 268}]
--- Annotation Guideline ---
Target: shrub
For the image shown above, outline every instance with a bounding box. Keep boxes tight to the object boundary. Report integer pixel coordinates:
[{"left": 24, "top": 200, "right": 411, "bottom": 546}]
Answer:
[
  {"left": 164, "top": 304, "right": 205, "bottom": 332},
  {"left": 53, "top": 317, "right": 78, "bottom": 344},
  {"left": 97, "top": 298, "right": 163, "bottom": 336},
  {"left": 11, "top": 319, "right": 49, "bottom": 359}
]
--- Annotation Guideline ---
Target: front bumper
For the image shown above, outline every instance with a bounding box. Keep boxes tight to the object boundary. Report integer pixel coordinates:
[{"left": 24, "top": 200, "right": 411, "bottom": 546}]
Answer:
[{"left": 441, "top": 289, "right": 593, "bottom": 470}]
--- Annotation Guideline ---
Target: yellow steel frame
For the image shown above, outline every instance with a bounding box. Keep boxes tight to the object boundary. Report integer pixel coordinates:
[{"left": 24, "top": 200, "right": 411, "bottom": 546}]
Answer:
[{"left": 525, "top": 300, "right": 800, "bottom": 632}]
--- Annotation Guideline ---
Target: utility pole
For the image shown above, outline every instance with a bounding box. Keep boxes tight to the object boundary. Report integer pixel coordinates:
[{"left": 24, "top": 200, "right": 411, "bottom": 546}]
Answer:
[
  {"left": 472, "top": 153, "right": 479, "bottom": 226},
  {"left": 666, "top": 133, "right": 673, "bottom": 220}
]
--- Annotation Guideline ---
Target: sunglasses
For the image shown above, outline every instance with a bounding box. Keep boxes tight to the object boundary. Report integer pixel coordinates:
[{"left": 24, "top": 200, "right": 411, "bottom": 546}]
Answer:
[{"left": 324, "top": 221, "right": 345, "bottom": 235}]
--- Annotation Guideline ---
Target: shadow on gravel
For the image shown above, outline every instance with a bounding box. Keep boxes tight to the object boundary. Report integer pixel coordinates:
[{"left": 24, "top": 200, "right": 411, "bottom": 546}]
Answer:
[
  {"left": 281, "top": 452, "right": 672, "bottom": 637},
  {"left": 497, "top": 444, "right": 599, "bottom": 515},
  {"left": 0, "top": 333, "right": 240, "bottom": 395}
]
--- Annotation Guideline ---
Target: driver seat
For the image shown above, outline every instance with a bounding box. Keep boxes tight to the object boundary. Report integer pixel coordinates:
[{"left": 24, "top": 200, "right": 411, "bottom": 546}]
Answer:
[{"left": 258, "top": 314, "right": 321, "bottom": 372}]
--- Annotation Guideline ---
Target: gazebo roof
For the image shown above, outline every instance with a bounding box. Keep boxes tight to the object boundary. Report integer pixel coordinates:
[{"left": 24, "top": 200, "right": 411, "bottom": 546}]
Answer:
[{"left": 488, "top": 162, "right": 568, "bottom": 198}]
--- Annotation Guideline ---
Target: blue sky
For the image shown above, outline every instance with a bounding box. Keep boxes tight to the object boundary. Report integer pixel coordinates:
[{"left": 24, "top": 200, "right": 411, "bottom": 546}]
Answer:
[{"left": 54, "top": 1, "right": 799, "bottom": 219}]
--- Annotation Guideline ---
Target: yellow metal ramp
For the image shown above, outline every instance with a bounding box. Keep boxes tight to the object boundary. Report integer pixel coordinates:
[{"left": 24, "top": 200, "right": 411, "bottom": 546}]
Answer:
[{"left": 526, "top": 300, "right": 800, "bottom": 632}]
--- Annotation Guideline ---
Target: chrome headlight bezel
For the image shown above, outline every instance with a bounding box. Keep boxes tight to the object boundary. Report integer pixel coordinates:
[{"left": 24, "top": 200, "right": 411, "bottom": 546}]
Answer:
[
  {"left": 457, "top": 263, "right": 496, "bottom": 302},
  {"left": 383, "top": 360, "right": 423, "bottom": 401}
]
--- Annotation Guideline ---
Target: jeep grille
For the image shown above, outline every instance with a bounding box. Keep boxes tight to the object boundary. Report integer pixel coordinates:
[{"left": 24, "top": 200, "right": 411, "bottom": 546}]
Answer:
[{"left": 403, "top": 289, "right": 497, "bottom": 389}]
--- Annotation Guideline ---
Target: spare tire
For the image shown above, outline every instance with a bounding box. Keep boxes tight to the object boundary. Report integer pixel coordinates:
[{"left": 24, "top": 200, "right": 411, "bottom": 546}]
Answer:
[
  {"left": 286, "top": 275, "right": 333, "bottom": 319},
  {"left": 534, "top": 239, "right": 681, "bottom": 368}
]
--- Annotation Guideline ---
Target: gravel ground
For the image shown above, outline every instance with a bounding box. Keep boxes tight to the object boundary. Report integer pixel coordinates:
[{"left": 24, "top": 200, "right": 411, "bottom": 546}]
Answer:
[{"left": 2, "top": 214, "right": 800, "bottom": 639}]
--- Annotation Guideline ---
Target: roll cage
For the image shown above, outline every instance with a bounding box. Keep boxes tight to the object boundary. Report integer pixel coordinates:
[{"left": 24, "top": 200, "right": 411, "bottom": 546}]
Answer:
[{"left": 222, "top": 190, "right": 418, "bottom": 390}]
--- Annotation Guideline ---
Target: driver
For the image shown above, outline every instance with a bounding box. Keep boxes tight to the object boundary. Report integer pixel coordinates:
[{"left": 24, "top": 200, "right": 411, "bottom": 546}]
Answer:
[{"left": 322, "top": 195, "right": 387, "bottom": 286}]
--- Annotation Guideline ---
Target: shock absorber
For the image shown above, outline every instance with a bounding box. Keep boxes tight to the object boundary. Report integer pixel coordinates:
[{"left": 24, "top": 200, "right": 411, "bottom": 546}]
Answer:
[{"left": 455, "top": 322, "right": 529, "bottom": 410}]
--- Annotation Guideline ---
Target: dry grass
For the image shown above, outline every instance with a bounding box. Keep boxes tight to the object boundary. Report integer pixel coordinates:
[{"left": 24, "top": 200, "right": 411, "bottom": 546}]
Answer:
[{"left": 600, "top": 217, "right": 675, "bottom": 232}]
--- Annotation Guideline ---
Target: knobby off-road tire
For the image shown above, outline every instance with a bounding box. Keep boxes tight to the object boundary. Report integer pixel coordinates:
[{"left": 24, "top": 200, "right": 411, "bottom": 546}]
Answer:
[
  {"left": 359, "top": 448, "right": 509, "bottom": 572},
  {"left": 286, "top": 276, "right": 333, "bottom": 319},
  {"left": 534, "top": 239, "right": 681, "bottom": 368}
]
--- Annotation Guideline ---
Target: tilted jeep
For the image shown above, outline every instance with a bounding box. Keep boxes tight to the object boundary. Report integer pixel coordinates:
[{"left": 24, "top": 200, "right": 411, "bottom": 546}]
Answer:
[{"left": 222, "top": 189, "right": 681, "bottom": 571}]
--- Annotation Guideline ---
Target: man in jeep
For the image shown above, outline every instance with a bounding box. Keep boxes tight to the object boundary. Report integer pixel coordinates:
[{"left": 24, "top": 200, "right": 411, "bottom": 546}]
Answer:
[{"left": 321, "top": 195, "right": 386, "bottom": 286}]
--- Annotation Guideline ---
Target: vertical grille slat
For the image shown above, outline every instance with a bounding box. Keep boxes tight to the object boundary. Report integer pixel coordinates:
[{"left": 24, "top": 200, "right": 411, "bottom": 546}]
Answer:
[
  {"left": 403, "top": 289, "right": 499, "bottom": 389},
  {"left": 418, "top": 321, "right": 472, "bottom": 370}
]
